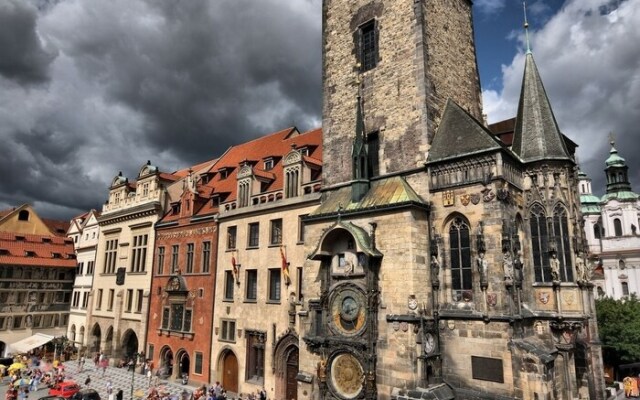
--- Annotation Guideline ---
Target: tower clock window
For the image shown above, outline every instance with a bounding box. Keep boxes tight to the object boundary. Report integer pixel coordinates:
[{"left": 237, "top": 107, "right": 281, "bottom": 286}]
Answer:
[{"left": 359, "top": 20, "right": 377, "bottom": 72}]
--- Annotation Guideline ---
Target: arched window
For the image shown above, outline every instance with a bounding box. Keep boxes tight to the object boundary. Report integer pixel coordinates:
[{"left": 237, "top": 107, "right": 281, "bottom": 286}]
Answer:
[
  {"left": 18, "top": 210, "right": 29, "bottom": 221},
  {"left": 449, "top": 217, "right": 472, "bottom": 298},
  {"left": 593, "top": 223, "right": 601, "bottom": 239},
  {"left": 530, "top": 204, "right": 551, "bottom": 282},
  {"left": 614, "top": 218, "right": 623, "bottom": 236},
  {"left": 621, "top": 281, "right": 629, "bottom": 296},
  {"left": 553, "top": 205, "right": 573, "bottom": 282}
]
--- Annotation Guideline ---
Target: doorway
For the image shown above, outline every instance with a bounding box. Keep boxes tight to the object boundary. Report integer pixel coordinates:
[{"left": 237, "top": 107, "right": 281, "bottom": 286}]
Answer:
[{"left": 221, "top": 351, "right": 238, "bottom": 394}]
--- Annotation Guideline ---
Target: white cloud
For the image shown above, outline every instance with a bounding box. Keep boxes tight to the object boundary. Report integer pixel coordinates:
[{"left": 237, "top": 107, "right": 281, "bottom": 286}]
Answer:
[
  {"left": 476, "top": 0, "right": 507, "bottom": 15},
  {"left": 482, "top": 0, "right": 640, "bottom": 195}
]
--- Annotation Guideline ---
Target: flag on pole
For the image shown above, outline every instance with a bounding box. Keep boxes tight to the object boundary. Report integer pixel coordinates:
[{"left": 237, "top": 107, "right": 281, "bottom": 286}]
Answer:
[
  {"left": 280, "top": 246, "right": 291, "bottom": 285},
  {"left": 232, "top": 253, "right": 239, "bottom": 281}
]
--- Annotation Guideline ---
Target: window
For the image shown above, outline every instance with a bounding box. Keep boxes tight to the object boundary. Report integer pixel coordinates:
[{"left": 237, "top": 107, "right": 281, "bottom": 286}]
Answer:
[
  {"left": 298, "top": 215, "right": 307, "bottom": 243},
  {"left": 136, "top": 289, "right": 144, "bottom": 313},
  {"left": 530, "top": 205, "right": 551, "bottom": 282},
  {"left": 143, "top": 183, "right": 149, "bottom": 197},
  {"left": 82, "top": 292, "right": 89, "bottom": 309},
  {"left": 268, "top": 268, "right": 281, "bottom": 302},
  {"left": 171, "top": 245, "right": 179, "bottom": 273},
  {"left": 96, "top": 290, "right": 103, "bottom": 310},
  {"left": 104, "top": 239, "right": 118, "bottom": 274},
  {"left": 270, "top": 219, "right": 282, "bottom": 245},
  {"left": 264, "top": 159, "right": 274, "bottom": 171},
  {"left": 87, "top": 261, "right": 94, "bottom": 275},
  {"left": 552, "top": 205, "right": 573, "bottom": 282},
  {"left": 622, "top": 281, "right": 630, "bottom": 296},
  {"left": 238, "top": 181, "right": 250, "bottom": 208},
  {"left": 224, "top": 271, "right": 235, "bottom": 301},
  {"left": 202, "top": 241, "right": 211, "bottom": 273},
  {"left": 449, "top": 217, "right": 472, "bottom": 300},
  {"left": 220, "top": 319, "right": 236, "bottom": 342},
  {"left": 245, "top": 331, "right": 266, "bottom": 383},
  {"left": 131, "top": 234, "right": 148, "bottom": 272},
  {"left": 593, "top": 224, "right": 601, "bottom": 239},
  {"left": 126, "top": 289, "right": 133, "bottom": 312},
  {"left": 168, "top": 303, "right": 192, "bottom": 332},
  {"left": 297, "top": 267, "right": 303, "bottom": 302},
  {"left": 157, "top": 247, "right": 165, "bottom": 275},
  {"left": 18, "top": 210, "right": 29, "bottom": 221},
  {"left": 359, "top": 20, "right": 377, "bottom": 71},
  {"left": 227, "top": 226, "right": 237, "bottom": 250},
  {"left": 285, "top": 169, "right": 299, "bottom": 198},
  {"left": 72, "top": 292, "right": 80, "bottom": 308},
  {"left": 186, "top": 243, "right": 194, "bottom": 273},
  {"left": 248, "top": 223, "right": 260, "bottom": 248},
  {"left": 195, "top": 352, "right": 203, "bottom": 375},
  {"left": 76, "top": 262, "right": 84, "bottom": 275},
  {"left": 614, "top": 218, "right": 623, "bottom": 237},
  {"left": 246, "top": 270, "right": 258, "bottom": 301},
  {"left": 13, "top": 316, "right": 23, "bottom": 329},
  {"left": 162, "top": 307, "right": 169, "bottom": 329},
  {"left": 108, "top": 289, "right": 114, "bottom": 310},
  {"left": 367, "top": 131, "right": 380, "bottom": 177}
]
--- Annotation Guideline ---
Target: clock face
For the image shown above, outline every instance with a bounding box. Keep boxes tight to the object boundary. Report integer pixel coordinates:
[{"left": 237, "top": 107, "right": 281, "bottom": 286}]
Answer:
[
  {"left": 330, "top": 287, "right": 366, "bottom": 336},
  {"left": 424, "top": 332, "right": 436, "bottom": 354},
  {"left": 329, "top": 353, "right": 364, "bottom": 399}
]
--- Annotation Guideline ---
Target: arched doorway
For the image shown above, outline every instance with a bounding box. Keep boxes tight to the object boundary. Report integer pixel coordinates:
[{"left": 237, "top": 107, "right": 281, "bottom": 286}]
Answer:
[
  {"left": 0, "top": 341, "right": 6, "bottom": 357},
  {"left": 121, "top": 329, "right": 139, "bottom": 360},
  {"left": 285, "top": 347, "right": 299, "bottom": 400},
  {"left": 159, "top": 347, "right": 174, "bottom": 378},
  {"left": 177, "top": 350, "right": 190, "bottom": 379},
  {"left": 91, "top": 324, "right": 101, "bottom": 353},
  {"left": 69, "top": 325, "right": 76, "bottom": 343},
  {"left": 105, "top": 326, "right": 114, "bottom": 355},
  {"left": 220, "top": 350, "right": 238, "bottom": 394}
]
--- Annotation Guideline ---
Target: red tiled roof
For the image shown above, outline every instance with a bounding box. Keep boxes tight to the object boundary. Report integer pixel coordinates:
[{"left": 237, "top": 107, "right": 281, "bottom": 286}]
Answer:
[
  {"left": 209, "top": 127, "right": 322, "bottom": 203},
  {"left": 0, "top": 232, "right": 76, "bottom": 268},
  {"left": 42, "top": 218, "right": 71, "bottom": 237},
  {"left": 158, "top": 172, "right": 180, "bottom": 182}
]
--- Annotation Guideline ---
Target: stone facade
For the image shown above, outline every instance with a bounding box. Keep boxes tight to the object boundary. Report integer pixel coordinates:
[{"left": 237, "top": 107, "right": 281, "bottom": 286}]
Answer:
[
  {"left": 67, "top": 209, "right": 100, "bottom": 349},
  {"left": 321, "top": 0, "right": 482, "bottom": 187}
]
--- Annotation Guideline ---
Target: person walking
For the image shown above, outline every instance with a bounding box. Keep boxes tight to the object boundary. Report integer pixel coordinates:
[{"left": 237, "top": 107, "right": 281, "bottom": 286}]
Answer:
[{"left": 78, "top": 354, "right": 86, "bottom": 372}]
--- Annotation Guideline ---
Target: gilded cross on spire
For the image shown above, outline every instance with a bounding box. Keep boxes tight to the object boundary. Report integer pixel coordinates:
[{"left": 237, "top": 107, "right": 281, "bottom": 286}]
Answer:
[
  {"left": 608, "top": 131, "right": 616, "bottom": 147},
  {"left": 523, "top": 1, "right": 532, "bottom": 54}
]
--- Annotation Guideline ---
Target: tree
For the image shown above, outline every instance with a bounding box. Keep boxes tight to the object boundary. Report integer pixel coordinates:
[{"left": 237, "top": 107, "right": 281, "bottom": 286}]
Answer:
[{"left": 596, "top": 295, "right": 640, "bottom": 367}]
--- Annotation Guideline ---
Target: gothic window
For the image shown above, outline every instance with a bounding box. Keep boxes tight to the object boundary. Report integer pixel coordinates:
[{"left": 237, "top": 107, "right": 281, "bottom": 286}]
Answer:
[
  {"left": 552, "top": 205, "right": 573, "bottom": 282},
  {"left": 238, "top": 181, "right": 250, "bottom": 208},
  {"left": 530, "top": 205, "right": 551, "bottom": 282},
  {"left": 359, "top": 20, "right": 377, "bottom": 72},
  {"left": 449, "top": 217, "right": 472, "bottom": 294},
  {"left": 245, "top": 331, "right": 265, "bottom": 383},
  {"left": 168, "top": 303, "right": 192, "bottom": 332},
  {"left": 285, "top": 169, "right": 299, "bottom": 198},
  {"left": 614, "top": 218, "right": 623, "bottom": 237}
]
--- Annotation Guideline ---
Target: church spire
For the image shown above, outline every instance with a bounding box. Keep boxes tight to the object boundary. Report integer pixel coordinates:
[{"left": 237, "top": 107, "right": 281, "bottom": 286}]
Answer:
[
  {"left": 604, "top": 133, "right": 634, "bottom": 195},
  {"left": 351, "top": 93, "right": 370, "bottom": 202}
]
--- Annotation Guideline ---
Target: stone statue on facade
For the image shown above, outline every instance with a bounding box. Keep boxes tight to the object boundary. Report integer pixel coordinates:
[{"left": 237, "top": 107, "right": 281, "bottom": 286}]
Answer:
[
  {"left": 503, "top": 252, "right": 514, "bottom": 284},
  {"left": 513, "top": 251, "right": 524, "bottom": 287},
  {"left": 477, "top": 252, "right": 489, "bottom": 288},
  {"left": 575, "top": 253, "right": 589, "bottom": 283},
  {"left": 430, "top": 255, "right": 440, "bottom": 286},
  {"left": 550, "top": 251, "right": 560, "bottom": 282}
]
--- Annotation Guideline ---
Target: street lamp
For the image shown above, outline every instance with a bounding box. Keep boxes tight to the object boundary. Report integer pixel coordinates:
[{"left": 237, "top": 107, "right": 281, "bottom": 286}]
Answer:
[{"left": 130, "top": 352, "right": 142, "bottom": 400}]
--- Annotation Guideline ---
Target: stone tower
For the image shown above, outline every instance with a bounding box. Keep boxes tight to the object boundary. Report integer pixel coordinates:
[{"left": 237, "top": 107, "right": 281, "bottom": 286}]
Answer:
[{"left": 321, "top": 0, "right": 483, "bottom": 188}]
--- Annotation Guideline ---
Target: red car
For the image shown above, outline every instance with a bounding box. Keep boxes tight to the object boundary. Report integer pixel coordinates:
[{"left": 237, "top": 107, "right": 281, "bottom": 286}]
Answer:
[{"left": 48, "top": 381, "right": 80, "bottom": 399}]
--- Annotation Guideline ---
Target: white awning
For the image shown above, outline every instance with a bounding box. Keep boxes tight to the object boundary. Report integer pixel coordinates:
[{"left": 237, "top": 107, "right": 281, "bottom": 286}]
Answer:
[{"left": 8, "top": 333, "right": 55, "bottom": 354}]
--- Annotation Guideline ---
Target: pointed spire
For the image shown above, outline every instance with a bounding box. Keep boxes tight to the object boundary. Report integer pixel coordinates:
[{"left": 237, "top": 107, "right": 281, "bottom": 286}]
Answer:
[
  {"left": 351, "top": 94, "right": 369, "bottom": 202},
  {"left": 523, "top": 2, "right": 532, "bottom": 54},
  {"left": 511, "top": 52, "right": 572, "bottom": 163}
]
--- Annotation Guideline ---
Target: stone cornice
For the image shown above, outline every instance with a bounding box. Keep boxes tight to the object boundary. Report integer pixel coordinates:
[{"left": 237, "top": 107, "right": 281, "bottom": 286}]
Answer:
[{"left": 98, "top": 202, "right": 162, "bottom": 226}]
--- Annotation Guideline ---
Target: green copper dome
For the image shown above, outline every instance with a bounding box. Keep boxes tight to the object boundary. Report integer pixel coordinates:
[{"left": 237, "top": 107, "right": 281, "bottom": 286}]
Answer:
[
  {"left": 605, "top": 145, "right": 626, "bottom": 167},
  {"left": 601, "top": 191, "right": 639, "bottom": 203},
  {"left": 580, "top": 193, "right": 601, "bottom": 215}
]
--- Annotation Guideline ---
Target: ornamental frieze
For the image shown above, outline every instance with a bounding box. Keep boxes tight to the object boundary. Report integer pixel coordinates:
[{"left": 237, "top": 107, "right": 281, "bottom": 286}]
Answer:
[{"left": 157, "top": 226, "right": 217, "bottom": 239}]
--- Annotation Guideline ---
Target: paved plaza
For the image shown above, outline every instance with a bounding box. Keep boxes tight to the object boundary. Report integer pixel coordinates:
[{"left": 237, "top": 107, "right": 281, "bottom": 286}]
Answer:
[{"left": 1, "top": 360, "right": 198, "bottom": 400}]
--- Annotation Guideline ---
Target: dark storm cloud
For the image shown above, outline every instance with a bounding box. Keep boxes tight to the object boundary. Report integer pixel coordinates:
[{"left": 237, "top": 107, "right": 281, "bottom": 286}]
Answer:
[
  {"left": 0, "top": 0, "right": 321, "bottom": 219},
  {"left": 0, "top": 0, "right": 57, "bottom": 84}
]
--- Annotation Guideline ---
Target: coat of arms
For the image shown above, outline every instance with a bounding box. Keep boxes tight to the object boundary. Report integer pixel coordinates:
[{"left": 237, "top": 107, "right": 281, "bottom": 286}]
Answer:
[
  {"left": 563, "top": 292, "right": 576, "bottom": 306},
  {"left": 538, "top": 291, "right": 551, "bottom": 304},
  {"left": 460, "top": 194, "right": 471, "bottom": 206},
  {"left": 486, "top": 293, "right": 498, "bottom": 307},
  {"left": 470, "top": 193, "right": 481, "bottom": 205}
]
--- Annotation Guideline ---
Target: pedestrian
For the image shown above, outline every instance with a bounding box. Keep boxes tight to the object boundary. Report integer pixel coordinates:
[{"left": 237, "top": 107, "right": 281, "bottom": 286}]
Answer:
[
  {"left": 85, "top": 375, "right": 91, "bottom": 386},
  {"left": 116, "top": 389, "right": 123, "bottom": 400},
  {"left": 93, "top": 353, "right": 99, "bottom": 368},
  {"left": 213, "top": 382, "right": 222, "bottom": 398},
  {"left": 147, "top": 368, "right": 153, "bottom": 387},
  {"left": 258, "top": 387, "right": 266, "bottom": 400},
  {"left": 79, "top": 354, "right": 86, "bottom": 372},
  {"left": 100, "top": 356, "right": 108, "bottom": 377}
]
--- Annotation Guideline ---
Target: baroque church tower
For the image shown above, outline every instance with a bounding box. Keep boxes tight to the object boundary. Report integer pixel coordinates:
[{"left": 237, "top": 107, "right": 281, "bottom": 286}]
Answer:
[{"left": 298, "top": 1, "right": 605, "bottom": 399}]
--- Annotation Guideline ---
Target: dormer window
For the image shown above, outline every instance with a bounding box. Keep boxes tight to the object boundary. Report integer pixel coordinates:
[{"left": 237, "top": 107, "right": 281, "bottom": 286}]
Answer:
[
  {"left": 219, "top": 169, "right": 229, "bottom": 179},
  {"left": 0, "top": 249, "right": 9, "bottom": 255},
  {"left": 52, "top": 252, "right": 61, "bottom": 259},
  {"left": 143, "top": 183, "right": 149, "bottom": 197},
  {"left": 16, "top": 236, "right": 25, "bottom": 241},
  {"left": 114, "top": 192, "right": 121, "bottom": 204},
  {"left": 299, "top": 147, "right": 309, "bottom": 157},
  {"left": 25, "top": 251, "right": 36, "bottom": 257},
  {"left": 171, "top": 203, "right": 181, "bottom": 215},
  {"left": 264, "top": 159, "right": 274, "bottom": 171}
]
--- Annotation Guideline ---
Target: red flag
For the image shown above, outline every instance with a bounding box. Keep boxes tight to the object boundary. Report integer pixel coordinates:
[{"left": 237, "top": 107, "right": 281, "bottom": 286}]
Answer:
[
  {"left": 231, "top": 254, "right": 238, "bottom": 280},
  {"left": 280, "top": 246, "right": 291, "bottom": 285}
]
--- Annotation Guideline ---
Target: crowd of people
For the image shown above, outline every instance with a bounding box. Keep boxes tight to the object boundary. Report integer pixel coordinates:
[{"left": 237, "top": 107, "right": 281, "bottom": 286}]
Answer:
[{"left": 2, "top": 354, "right": 71, "bottom": 400}]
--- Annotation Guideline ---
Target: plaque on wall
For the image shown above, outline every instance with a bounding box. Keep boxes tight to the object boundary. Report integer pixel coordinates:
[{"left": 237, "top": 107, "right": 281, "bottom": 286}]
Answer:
[
  {"left": 443, "top": 191, "right": 455, "bottom": 207},
  {"left": 471, "top": 356, "right": 504, "bottom": 383}
]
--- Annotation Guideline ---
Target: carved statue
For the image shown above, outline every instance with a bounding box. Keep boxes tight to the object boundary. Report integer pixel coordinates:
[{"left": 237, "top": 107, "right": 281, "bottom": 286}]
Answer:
[
  {"left": 317, "top": 357, "right": 327, "bottom": 382},
  {"left": 430, "top": 255, "right": 440, "bottom": 284},
  {"left": 575, "top": 253, "right": 589, "bottom": 283},
  {"left": 477, "top": 252, "right": 489, "bottom": 286},
  {"left": 550, "top": 252, "right": 560, "bottom": 281},
  {"left": 513, "top": 251, "right": 524, "bottom": 287},
  {"left": 503, "top": 252, "right": 514, "bottom": 283}
]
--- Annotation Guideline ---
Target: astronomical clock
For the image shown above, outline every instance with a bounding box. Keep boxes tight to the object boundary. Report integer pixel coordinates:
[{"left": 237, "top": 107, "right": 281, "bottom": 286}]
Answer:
[{"left": 304, "top": 221, "right": 382, "bottom": 399}]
